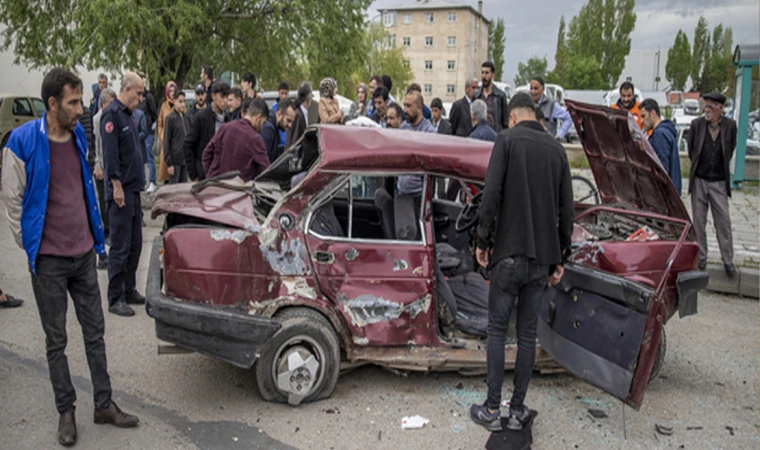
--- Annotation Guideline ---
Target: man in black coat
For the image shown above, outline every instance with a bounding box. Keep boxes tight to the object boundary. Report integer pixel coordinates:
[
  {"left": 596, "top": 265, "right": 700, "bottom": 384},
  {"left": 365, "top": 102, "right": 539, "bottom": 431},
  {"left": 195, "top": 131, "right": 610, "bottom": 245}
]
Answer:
[
  {"left": 285, "top": 82, "right": 312, "bottom": 149},
  {"left": 687, "top": 92, "right": 738, "bottom": 275},
  {"left": 430, "top": 97, "right": 452, "bottom": 135},
  {"left": 473, "top": 61, "right": 509, "bottom": 133},
  {"left": 449, "top": 78, "right": 479, "bottom": 137},
  {"left": 183, "top": 80, "right": 230, "bottom": 181}
]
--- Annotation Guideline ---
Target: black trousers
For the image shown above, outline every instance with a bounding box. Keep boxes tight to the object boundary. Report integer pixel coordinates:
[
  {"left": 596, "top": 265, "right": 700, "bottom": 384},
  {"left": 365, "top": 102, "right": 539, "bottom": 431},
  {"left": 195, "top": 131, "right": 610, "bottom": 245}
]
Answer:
[
  {"left": 107, "top": 191, "right": 143, "bottom": 306},
  {"left": 95, "top": 177, "right": 109, "bottom": 236},
  {"left": 30, "top": 249, "right": 112, "bottom": 413}
]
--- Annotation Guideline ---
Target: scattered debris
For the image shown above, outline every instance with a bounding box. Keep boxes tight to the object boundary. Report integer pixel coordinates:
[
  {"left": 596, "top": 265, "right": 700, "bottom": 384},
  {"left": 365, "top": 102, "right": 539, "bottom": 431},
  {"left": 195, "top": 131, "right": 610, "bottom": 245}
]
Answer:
[
  {"left": 686, "top": 426, "right": 703, "bottom": 431},
  {"left": 401, "top": 415, "right": 430, "bottom": 430},
  {"left": 726, "top": 426, "right": 735, "bottom": 436},
  {"left": 587, "top": 409, "right": 608, "bottom": 419},
  {"left": 451, "top": 423, "right": 466, "bottom": 434},
  {"left": 456, "top": 382, "right": 464, "bottom": 390},
  {"left": 715, "top": 382, "right": 725, "bottom": 387},
  {"left": 575, "top": 396, "right": 612, "bottom": 409},
  {"left": 378, "top": 430, "right": 382, "bottom": 441},
  {"left": 325, "top": 408, "right": 340, "bottom": 414},
  {"left": 501, "top": 399, "right": 511, "bottom": 408},
  {"left": 655, "top": 423, "right": 674, "bottom": 436},
  {"left": 232, "top": 437, "right": 238, "bottom": 442},
  {"left": 295, "top": 427, "right": 299, "bottom": 433}
]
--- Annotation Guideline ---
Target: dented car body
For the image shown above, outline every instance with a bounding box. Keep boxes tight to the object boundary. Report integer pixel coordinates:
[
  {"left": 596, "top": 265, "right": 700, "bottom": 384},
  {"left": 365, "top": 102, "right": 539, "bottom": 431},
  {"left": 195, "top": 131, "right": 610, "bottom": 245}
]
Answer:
[{"left": 146, "top": 101, "right": 707, "bottom": 408}]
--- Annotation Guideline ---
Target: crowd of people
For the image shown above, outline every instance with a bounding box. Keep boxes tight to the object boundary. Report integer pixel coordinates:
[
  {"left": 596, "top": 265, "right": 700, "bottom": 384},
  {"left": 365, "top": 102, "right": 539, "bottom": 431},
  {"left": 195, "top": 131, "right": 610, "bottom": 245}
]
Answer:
[{"left": 0, "top": 54, "right": 739, "bottom": 445}]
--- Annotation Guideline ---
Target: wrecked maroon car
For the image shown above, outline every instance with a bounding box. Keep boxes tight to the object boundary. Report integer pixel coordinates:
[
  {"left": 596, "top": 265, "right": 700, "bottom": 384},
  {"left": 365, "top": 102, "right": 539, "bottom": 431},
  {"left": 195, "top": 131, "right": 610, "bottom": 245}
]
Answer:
[{"left": 146, "top": 100, "right": 707, "bottom": 408}]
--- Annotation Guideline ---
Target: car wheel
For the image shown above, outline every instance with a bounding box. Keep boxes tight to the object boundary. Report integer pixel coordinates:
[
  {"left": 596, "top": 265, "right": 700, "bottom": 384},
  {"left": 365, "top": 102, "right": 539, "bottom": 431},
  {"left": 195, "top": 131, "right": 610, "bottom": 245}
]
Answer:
[
  {"left": 649, "top": 327, "right": 667, "bottom": 383},
  {"left": 255, "top": 308, "right": 340, "bottom": 406}
]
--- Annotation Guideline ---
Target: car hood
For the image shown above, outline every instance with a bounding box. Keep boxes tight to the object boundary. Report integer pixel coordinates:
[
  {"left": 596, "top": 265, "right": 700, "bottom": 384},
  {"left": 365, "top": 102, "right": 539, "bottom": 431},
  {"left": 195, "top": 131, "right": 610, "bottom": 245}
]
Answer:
[
  {"left": 151, "top": 177, "right": 260, "bottom": 231},
  {"left": 566, "top": 100, "right": 690, "bottom": 222}
]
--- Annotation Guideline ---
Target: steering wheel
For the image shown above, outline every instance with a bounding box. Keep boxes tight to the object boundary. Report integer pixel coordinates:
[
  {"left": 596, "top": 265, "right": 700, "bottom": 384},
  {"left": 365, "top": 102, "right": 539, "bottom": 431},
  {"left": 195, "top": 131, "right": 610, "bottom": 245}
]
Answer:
[{"left": 455, "top": 192, "right": 483, "bottom": 232}]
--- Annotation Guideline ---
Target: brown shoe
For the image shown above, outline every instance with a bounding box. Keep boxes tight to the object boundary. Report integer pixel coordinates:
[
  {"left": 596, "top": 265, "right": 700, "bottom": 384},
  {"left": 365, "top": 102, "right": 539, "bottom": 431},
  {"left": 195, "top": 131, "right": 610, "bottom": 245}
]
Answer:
[
  {"left": 93, "top": 401, "right": 139, "bottom": 428},
  {"left": 58, "top": 411, "right": 77, "bottom": 446}
]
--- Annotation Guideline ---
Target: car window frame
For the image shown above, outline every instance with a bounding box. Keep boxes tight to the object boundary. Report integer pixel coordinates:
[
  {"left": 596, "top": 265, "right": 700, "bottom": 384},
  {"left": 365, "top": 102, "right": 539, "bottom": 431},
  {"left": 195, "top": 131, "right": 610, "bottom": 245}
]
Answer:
[
  {"left": 31, "top": 98, "right": 46, "bottom": 117},
  {"left": 305, "top": 172, "right": 428, "bottom": 246},
  {"left": 12, "top": 97, "right": 34, "bottom": 117}
]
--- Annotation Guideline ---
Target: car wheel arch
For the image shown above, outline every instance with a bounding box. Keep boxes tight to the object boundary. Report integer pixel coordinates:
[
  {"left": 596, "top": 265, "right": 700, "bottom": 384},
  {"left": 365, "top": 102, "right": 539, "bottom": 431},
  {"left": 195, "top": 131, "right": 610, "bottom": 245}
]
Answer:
[{"left": 269, "top": 300, "right": 351, "bottom": 351}]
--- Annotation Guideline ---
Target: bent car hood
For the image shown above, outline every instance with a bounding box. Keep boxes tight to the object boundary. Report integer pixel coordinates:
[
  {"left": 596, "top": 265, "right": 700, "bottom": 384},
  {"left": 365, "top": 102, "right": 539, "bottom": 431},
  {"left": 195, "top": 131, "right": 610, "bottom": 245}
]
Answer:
[
  {"left": 566, "top": 100, "right": 690, "bottom": 222},
  {"left": 151, "top": 177, "right": 259, "bottom": 231}
]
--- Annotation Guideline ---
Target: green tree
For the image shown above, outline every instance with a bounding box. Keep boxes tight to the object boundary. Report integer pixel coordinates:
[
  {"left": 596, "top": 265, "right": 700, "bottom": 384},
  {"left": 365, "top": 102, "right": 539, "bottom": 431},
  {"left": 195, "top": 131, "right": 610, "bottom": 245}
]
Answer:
[
  {"left": 564, "top": 0, "right": 636, "bottom": 88},
  {"left": 514, "top": 56, "right": 548, "bottom": 87},
  {"left": 565, "top": 55, "right": 607, "bottom": 89},
  {"left": 357, "top": 23, "right": 413, "bottom": 100},
  {"left": 488, "top": 18, "right": 506, "bottom": 81},
  {"left": 698, "top": 24, "right": 733, "bottom": 94},
  {"left": 691, "top": 16, "right": 710, "bottom": 90},
  {"left": 665, "top": 30, "right": 691, "bottom": 91},
  {"left": 551, "top": 16, "right": 568, "bottom": 84},
  {"left": 0, "top": 0, "right": 371, "bottom": 102}
]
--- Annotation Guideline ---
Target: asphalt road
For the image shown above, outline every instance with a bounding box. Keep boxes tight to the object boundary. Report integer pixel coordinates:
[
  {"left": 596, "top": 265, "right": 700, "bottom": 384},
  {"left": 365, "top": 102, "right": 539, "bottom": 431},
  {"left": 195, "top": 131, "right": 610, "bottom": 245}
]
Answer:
[{"left": 0, "top": 213, "right": 757, "bottom": 450}]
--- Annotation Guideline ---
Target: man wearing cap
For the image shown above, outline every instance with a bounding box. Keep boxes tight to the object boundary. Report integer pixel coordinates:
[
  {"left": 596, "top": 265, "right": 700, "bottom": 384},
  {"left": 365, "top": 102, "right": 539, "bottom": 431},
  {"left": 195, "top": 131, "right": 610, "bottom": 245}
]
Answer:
[
  {"left": 187, "top": 84, "right": 207, "bottom": 124},
  {"left": 687, "top": 92, "right": 737, "bottom": 275}
]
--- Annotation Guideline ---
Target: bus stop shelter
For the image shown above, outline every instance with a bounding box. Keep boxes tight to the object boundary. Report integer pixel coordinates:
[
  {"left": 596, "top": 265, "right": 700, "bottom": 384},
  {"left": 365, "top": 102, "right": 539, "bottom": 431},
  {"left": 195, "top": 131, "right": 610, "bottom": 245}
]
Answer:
[{"left": 731, "top": 43, "right": 759, "bottom": 187}]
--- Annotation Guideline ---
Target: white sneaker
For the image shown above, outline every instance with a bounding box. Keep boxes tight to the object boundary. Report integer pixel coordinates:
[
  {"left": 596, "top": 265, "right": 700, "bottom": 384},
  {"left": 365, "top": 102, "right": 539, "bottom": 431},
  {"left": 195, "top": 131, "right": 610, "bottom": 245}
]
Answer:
[{"left": 146, "top": 183, "right": 156, "bottom": 194}]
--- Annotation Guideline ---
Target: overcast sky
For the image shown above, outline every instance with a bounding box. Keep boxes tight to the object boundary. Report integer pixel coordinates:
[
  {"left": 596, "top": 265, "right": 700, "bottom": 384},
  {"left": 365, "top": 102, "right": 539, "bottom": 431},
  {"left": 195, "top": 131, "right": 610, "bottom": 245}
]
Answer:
[{"left": 369, "top": 0, "right": 760, "bottom": 87}]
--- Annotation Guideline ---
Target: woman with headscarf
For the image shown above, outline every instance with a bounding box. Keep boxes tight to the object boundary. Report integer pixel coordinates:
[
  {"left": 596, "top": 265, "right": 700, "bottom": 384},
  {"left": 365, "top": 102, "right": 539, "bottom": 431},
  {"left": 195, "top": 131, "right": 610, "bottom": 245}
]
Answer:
[
  {"left": 318, "top": 78, "right": 343, "bottom": 125},
  {"left": 348, "top": 82, "right": 370, "bottom": 121},
  {"left": 156, "top": 81, "right": 178, "bottom": 182}
]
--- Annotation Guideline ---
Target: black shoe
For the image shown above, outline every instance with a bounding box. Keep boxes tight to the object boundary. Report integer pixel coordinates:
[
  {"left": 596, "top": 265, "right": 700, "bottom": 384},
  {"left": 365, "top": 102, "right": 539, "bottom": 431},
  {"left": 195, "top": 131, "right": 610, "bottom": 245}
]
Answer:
[
  {"left": 125, "top": 291, "right": 146, "bottom": 305},
  {"left": 470, "top": 403, "right": 502, "bottom": 432},
  {"left": 698, "top": 259, "right": 707, "bottom": 270},
  {"left": 108, "top": 302, "right": 135, "bottom": 317},
  {"left": 0, "top": 295, "right": 23, "bottom": 308},
  {"left": 97, "top": 256, "right": 108, "bottom": 271},
  {"left": 58, "top": 410, "right": 77, "bottom": 446},
  {"left": 506, "top": 404, "right": 531, "bottom": 431},
  {"left": 725, "top": 263, "right": 737, "bottom": 277},
  {"left": 94, "top": 401, "right": 139, "bottom": 428}
]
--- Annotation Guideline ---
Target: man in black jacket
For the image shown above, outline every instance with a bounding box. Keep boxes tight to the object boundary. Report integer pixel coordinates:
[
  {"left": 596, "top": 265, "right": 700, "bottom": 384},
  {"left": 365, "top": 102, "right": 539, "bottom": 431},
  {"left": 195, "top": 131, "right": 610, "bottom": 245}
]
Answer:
[
  {"left": 430, "top": 98, "right": 452, "bottom": 135},
  {"left": 473, "top": 61, "right": 509, "bottom": 133},
  {"left": 687, "top": 92, "right": 738, "bottom": 275},
  {"left": 183, "top": 80, "right": 230, "bottom": 181},
  {"left": 163, "top": 91, "right": 192, "bottom": 183},
  {"left": 449, "top": 78, "right": 478, "bottom": 137},
  {"left": 285, "top": 82, "right": 312, "bottom": 149},
  {"left": 470, "top": 93, "right": 573, "bottom": 433}
]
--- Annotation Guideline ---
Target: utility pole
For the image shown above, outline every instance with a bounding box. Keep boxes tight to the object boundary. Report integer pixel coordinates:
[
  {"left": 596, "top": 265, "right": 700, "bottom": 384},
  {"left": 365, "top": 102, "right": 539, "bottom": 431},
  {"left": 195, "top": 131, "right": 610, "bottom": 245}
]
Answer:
[{"left": 654, "top": 46, "right": 661, "bottom": 91}]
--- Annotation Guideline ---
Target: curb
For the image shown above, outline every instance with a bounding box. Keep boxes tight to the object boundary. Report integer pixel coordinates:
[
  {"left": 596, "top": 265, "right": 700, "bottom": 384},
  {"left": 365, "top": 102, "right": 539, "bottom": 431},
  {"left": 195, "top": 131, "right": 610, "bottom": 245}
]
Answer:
[{"left": 705, "top": 265, "right": 759, "bottom": 298}]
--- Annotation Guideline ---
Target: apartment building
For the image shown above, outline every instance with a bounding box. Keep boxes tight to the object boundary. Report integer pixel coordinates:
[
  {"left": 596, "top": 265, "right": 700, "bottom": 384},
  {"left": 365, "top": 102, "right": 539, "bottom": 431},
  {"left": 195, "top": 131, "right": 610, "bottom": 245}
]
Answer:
[{"left": 379, "top": 0, "right": 489, "bottom": 101}]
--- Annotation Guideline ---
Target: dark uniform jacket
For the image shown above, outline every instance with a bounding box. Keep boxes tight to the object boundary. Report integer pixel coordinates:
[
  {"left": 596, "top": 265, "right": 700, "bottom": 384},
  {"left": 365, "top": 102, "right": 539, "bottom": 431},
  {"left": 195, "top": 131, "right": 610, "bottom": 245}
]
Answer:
[
  {"left": 449, "top": 96, "right": 473, "bottom": 137},
  {"left": 101, "top": 99, "right": 144, "bottom": 200},
  {"left": 183, "top": 106, "right": 228, "bottom": 181},
  {"left": 687, "top": 116, "right": 737, "bottom": 197},
  {"left": 435, "top": 118, "right": 452, "bottom": 135},
  {"left": 469, "top": 120, "right": 498, "bottom": 142}
]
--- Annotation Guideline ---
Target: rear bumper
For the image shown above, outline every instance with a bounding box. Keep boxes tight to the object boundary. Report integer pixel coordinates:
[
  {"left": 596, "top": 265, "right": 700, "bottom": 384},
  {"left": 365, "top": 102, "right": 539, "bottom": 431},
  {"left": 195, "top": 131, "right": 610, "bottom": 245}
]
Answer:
[
  {"left": 145, "top": 235, "right": 280, "bottom": 369},
  {"left": 677, "top": 270, "right": 709, "bottom": 318}
]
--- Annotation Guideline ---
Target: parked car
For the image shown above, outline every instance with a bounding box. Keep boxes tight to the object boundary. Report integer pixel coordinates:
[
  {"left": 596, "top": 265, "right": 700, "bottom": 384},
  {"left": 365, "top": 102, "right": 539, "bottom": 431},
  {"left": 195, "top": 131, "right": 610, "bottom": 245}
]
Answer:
[
  {"left": 146, "top": 102, "right": 707, "bottom": 408},
  {"left": 0, "top": 94, "right": 46, "bottom": 185}
]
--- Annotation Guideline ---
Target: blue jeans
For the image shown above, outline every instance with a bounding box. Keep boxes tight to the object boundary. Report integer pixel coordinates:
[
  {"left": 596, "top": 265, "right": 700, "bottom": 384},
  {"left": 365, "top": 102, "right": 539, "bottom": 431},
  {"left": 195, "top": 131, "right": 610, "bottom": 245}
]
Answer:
[
  {"left": 144, "top": 135, "right": 156, "bottom": 184},
  {"left": 485, "top": 256, "right": 549, "bottom": 410}
]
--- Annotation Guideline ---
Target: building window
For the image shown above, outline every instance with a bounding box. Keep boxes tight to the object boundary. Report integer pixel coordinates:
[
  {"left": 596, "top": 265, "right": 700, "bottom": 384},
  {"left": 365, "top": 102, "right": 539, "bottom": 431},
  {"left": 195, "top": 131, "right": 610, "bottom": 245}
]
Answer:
[
  {"left": 448, "top": 36, "right": 457, "bottom": 47},
  {"left": 403, "top": 37, "right": 410, "bottom": 47},
  {"left": 382, "top": 12, "right": 396, "bottom": 27},
  {"left": 403, "top": 60, "right": 410, "bottom": 68},
  {"left": 448, "top": 12, "right": 457, "bottom": 22},
  {"left": 403, "top": 13, "right": 412, "bottom": 24},
  {"left": 447, "top": 60, "right": 456, "bottom": 71},
  {"left": 425, "top": 60, "right": 433, "bottom": 71},
  {"left": 424, "top": 84, "right": 432, "bottom": 95},
  {"left": 386, "top": 34, "right": 396, "bottom": 48},
  {"left": 447, "top": 84, "right": 456, "bottom": 95},
  {"left": 426, "top": 13, "right": 434, "bottom": 23},
  {"left": 425, "top": 36, "right": 433, "bottom": 47}
]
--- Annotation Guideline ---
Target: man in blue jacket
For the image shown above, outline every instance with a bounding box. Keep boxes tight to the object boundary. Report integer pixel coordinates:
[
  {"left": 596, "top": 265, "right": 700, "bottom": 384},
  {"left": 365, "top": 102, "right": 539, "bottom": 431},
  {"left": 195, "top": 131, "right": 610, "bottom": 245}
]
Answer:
[
  {"left": 469, "top": 99, "right": 498, "bottom": 142},
  {"left": 640, "top": 99, "right": 682, "bottom": 195},
  {"left": 1, "top": 68, "right": 138, "bottom": 447}
]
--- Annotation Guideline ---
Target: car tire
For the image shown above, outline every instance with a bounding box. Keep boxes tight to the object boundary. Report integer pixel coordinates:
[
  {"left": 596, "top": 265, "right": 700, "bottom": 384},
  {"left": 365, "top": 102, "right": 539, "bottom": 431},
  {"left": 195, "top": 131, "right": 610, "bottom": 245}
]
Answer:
[
  {"left": 255, "top": 308, "right": 341, "bottom": 406},
  {"left": 648, "top": 327, "right": 666, "bottom": 383}
]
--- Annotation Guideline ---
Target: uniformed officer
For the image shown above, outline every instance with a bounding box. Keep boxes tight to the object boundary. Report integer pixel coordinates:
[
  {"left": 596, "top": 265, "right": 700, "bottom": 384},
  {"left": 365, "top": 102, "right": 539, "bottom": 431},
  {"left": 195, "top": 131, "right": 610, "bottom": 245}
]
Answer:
[{"left": 101, "top": 72, "right": 146, "bottom": 317}]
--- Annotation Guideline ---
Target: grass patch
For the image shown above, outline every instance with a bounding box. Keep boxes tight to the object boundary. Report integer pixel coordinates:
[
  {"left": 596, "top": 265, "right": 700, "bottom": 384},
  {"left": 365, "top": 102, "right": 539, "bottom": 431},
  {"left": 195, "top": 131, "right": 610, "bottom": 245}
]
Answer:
[{"left": 568, "top": 153, "right": 590, "bottom": 170}]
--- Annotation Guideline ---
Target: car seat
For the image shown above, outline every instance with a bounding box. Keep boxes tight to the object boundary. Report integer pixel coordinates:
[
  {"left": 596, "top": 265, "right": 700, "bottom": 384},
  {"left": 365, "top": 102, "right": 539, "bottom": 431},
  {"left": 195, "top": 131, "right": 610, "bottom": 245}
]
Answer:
[
  {"left": 374, "top": 187, "right": 395, "bottom": 239},
  {"left": 394, "top": 194, "right": 418, "bottom": 240}
]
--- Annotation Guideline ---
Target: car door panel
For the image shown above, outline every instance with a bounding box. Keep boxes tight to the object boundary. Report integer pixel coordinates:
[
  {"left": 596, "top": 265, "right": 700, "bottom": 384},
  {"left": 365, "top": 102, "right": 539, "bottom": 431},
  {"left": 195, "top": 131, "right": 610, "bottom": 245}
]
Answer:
[
  {"left": 306, "top": 237, "right": 435, "bottom": 347},
  {"left": 538, "top": 262, "right": 659, "bottom": 409}
]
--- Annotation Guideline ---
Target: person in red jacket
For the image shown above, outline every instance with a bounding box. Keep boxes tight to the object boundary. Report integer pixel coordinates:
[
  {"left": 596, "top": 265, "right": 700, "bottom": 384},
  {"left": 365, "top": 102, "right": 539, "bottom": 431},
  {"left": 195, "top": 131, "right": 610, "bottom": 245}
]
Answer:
[{"left": 203, "top": 97, "right": 270, "bottom": 181}]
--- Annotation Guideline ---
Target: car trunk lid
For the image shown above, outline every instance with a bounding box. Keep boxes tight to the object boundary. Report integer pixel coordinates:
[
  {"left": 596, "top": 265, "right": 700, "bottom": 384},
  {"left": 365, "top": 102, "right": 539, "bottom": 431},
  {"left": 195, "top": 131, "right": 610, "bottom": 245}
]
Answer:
[
  {"left": 566, "top": 100, "right": 690, "bottom": 222},
  {"left": 151, "top": 177, "right": 259, "bottom": 231}
]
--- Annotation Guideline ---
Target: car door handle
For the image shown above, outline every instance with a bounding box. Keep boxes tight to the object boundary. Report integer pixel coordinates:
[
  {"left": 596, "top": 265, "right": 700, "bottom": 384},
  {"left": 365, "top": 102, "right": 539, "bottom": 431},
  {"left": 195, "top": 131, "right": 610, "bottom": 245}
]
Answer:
[{"left": 313, "top": 251, "right": 334, "bottom": 264}]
